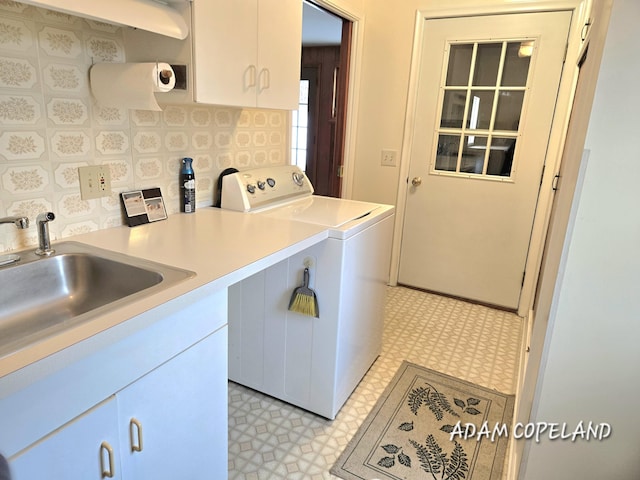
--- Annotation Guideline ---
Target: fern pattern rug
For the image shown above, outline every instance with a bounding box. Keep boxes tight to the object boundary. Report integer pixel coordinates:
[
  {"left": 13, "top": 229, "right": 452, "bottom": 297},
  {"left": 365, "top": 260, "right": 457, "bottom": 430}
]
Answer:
[{"left": 331, "top": 362, "right": 514, "bottom": 480}]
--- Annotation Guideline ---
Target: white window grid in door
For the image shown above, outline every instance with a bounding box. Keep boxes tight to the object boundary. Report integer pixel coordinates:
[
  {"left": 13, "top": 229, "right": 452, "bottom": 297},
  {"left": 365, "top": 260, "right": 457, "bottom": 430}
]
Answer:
[{"left": 430, "top": 39, "right": 536, "bottom": 181}]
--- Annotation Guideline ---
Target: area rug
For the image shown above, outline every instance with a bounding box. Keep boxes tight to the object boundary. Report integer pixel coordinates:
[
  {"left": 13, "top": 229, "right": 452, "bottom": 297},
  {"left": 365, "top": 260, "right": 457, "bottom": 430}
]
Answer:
[{"left": 331, "top": 361, "right": 515, "bottom": 480}]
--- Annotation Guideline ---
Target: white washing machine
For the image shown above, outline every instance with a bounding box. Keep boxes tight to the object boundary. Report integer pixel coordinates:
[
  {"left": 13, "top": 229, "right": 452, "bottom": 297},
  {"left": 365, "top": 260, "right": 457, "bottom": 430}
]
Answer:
[{"left": 221, "top": 165, "right": 394, "bottom": 419}]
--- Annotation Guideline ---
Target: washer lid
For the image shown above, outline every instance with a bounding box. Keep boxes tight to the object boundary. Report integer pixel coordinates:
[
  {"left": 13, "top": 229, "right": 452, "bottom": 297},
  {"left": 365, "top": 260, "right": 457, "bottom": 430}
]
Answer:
[{"left": 260, "top": 196, "right": 381, "bottom": 228}]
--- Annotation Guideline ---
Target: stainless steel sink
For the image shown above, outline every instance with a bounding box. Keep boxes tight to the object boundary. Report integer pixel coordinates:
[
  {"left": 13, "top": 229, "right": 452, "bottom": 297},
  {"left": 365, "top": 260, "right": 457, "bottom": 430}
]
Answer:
[{"left": 0, "top": 241, "right": 195, "bottom": 358}]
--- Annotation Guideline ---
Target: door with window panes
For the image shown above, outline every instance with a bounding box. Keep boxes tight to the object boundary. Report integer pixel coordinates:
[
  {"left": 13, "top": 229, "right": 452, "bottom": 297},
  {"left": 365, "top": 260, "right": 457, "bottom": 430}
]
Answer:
[{"left": 398, "top": 11, "right": 571, "bottom": 309}]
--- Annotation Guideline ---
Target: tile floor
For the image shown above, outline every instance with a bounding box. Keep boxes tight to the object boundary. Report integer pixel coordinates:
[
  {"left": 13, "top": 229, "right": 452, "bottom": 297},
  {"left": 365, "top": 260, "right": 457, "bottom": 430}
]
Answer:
[{"left": 228, "top": 286, "right": 523, "bottom": 479}]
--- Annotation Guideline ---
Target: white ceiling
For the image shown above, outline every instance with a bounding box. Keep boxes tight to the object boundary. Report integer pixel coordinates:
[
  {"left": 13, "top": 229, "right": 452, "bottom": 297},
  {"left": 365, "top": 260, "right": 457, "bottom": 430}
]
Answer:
[{"left": 302, "top": 1, "right": 343, "bottom": 46}]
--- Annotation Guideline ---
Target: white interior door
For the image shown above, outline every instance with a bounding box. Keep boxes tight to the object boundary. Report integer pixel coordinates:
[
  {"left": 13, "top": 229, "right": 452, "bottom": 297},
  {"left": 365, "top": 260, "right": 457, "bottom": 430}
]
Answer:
[{"left": 398, "top": 11, "right": 571, "bottom": 309}]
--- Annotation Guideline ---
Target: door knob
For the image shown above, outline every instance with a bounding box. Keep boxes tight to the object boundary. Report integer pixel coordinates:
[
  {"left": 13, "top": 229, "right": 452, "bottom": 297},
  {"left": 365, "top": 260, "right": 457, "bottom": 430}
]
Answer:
[{"left": 411, "top": 177, "right": 422, "bottom": 187}]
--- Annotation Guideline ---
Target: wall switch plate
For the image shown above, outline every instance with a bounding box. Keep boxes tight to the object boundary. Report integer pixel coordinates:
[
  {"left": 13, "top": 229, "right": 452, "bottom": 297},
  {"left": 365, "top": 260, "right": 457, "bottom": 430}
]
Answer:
[
  {"left": 78, "top": 165, "right": 111, "bottom": 200},
  {"left": 381, "top": 149, "right": 398, "bottom": 167}
]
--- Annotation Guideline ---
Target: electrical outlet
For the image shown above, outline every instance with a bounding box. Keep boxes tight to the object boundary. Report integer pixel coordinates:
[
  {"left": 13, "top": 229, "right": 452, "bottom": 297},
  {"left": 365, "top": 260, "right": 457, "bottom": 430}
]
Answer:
[
  {"left": 78, "top": 165, "right": 112, "bottom": 200},
  {"left": 381, "top": 149, "right": 398, "bottom": 167}
]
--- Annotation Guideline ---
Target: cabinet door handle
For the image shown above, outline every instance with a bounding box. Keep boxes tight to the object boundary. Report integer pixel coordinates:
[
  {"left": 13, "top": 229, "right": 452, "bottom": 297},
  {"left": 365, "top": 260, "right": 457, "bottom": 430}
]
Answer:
[
  {"left": 259, "top": 68, "right": 271, "bottom": 90},
  {"left": 100, "top": 441, "right": 115, "bottom": 478},
  {"left": 129, "top": 418, "right": 144, "bottom": 452},
  {"left": 246, "top": 65, "right": 257, "bottom": 88}
]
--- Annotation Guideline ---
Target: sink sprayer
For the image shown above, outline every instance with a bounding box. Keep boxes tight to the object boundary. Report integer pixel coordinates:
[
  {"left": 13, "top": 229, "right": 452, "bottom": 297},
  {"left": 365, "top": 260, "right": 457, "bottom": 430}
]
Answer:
[{"left": 35, "top": 212, "right": 55, "bottom": 256}]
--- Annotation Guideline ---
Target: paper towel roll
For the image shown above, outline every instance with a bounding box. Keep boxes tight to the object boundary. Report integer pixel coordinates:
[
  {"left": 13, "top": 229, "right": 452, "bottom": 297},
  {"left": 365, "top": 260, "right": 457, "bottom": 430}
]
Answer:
[{"left": 89, "top": 62, "right": 176, "bottom": 111}]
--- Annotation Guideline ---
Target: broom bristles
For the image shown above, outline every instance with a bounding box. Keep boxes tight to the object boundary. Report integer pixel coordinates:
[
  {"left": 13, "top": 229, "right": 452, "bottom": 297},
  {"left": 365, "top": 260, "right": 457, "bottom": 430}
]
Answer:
[{"left": 288, "top": 292, "right": 319, "bottom": 318}]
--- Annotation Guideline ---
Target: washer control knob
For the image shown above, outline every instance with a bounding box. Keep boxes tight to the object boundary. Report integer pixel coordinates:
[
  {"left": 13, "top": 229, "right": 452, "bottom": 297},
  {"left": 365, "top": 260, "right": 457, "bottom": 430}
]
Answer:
[
  {"left": 257, "top": 180, "right": 266, "bottom": 190},
  {"left": 292, "top": 172, "right": 305, "bottom": 186},
  {"left": 246, "top": 184, "right": 256, "bottom": 194},
  {"left": 266, "top": 178, "right": 276, "bottom": 188}
]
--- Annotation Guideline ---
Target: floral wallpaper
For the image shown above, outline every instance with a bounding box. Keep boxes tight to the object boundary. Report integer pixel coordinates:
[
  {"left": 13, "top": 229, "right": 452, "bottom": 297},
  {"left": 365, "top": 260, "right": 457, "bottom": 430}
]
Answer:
[{"left": 0, "top": 1, "right": 288, "bottom": 252}]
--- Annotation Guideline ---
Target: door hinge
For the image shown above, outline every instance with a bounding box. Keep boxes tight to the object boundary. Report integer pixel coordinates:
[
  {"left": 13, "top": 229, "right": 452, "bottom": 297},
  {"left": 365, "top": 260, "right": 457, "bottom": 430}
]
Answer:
[
  {"left": 337, "top": 165, "right": 344, "bottom": 178},
  {"left": 522, "top": 271, "right": 526, "bottom": 287},
  {"left": 539, "top": 164, "right": 545, "bottom": 185},
  {"left": 581, "top": 19, "right": 592, "bottom": 41},
  {"left": 563, "top": 42, "right": 569, "bottom": 63},
  {"left": 552, "top": 174, "right": 560, "bottom": 191}
]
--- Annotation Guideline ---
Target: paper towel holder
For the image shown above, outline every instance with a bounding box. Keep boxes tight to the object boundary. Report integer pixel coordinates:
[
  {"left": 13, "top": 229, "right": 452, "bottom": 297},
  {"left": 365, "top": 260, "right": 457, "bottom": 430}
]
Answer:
[
  {"left": 88, "top": 59, "right": 186, "bottom": 90},
  {"left": 153, "top": 61, "right": 185, "bottom": 89},
  {"left": 170, "top": 64, "right": 187, "bottom": 90},
  {"left": 159, "top": 68, "right": 173, "bottom": 85}
]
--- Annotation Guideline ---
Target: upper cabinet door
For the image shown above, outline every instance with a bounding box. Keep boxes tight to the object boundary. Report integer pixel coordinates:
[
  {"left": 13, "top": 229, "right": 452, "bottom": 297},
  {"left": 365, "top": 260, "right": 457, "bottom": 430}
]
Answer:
[
  {"left": 256, "top": 0, "right": 303, "bottom": 110},
  {"left": 192, "top": 0, "right": 258, "bottom": 107}
]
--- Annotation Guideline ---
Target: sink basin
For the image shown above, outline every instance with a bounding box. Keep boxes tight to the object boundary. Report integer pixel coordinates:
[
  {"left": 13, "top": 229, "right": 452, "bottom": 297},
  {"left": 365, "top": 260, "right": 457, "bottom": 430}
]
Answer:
[{"left": 0, "top": 242, "right": 195, "bottom": 358}]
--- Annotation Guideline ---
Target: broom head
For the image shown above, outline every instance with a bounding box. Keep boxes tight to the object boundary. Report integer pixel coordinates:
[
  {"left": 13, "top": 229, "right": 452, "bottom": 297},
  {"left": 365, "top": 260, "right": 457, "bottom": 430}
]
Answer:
[{"left": 288, "top": 268, "right": 319, "bottom": 318}]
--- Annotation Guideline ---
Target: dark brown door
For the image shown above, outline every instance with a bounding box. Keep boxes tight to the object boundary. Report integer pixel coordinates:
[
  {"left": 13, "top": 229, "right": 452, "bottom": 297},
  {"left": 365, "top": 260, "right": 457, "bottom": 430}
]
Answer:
[{"left": 300, "top": 21, "right": 351, "bottom": 197}]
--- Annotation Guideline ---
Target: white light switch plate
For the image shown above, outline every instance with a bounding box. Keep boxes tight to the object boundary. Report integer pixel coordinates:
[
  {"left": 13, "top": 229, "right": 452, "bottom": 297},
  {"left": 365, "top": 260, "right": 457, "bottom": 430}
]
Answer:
[
  {"left": 78, "top": 165, "right": 111, "bottom": 200},
  {"left": 381, "top": 149, "right": 398, "bottom": 167}
]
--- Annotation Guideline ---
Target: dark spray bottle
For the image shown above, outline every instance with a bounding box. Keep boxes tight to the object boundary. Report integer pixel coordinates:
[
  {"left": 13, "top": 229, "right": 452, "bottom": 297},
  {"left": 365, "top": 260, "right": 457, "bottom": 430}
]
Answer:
[{"left": 180, "top": 157, "right": 196, "bottom": 213}]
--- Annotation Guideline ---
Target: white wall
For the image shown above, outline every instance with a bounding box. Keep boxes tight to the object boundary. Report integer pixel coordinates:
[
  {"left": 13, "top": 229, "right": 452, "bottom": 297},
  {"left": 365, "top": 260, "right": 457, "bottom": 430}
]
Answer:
[
  {"left": 521, "top": 0, "right": 640, "bottom": 477},
  {"left": 349, "top": 1, "right": 416, "bottom": 205}
]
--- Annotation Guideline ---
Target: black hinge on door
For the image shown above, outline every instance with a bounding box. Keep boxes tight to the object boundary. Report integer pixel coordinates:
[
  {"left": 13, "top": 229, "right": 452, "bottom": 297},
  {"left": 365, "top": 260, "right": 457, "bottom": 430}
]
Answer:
[
  {"left": 539, "top": 164, "right": 545, "bottom": 185},
  {"left": 522, "top": 271, "right": 526, "bottom": 287}
]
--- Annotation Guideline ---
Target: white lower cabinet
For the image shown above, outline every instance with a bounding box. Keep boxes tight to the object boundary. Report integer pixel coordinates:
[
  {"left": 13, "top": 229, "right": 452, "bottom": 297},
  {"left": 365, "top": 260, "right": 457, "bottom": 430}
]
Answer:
[
  {"left": 117, "top": 325, "right": 227, "bottom": 479},
  {"left": 10, "top": 326, "right": 228, "bottom": 480},
  {"left": 10, "top": 398, "right": 121, "bottom": 479}
]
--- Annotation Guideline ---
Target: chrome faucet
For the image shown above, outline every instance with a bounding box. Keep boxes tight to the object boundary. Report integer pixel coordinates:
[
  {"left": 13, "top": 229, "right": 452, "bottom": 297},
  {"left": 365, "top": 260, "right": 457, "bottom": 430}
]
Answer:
[
  {"left": 0, "top": 216, "right": 29, "bottom": 229},
  {"left": 0, "top": 216, "right": 30, "bottom": 266},
  {"left": 35, "top": 212, "right": 55, "bottom": 256}
]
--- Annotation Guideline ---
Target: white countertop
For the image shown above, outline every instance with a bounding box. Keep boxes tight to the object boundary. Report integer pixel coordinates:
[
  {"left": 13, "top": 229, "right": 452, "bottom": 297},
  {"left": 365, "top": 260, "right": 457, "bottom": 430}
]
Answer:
[{"left": 0, "top": 208, "right": 328, "bottom": 378}]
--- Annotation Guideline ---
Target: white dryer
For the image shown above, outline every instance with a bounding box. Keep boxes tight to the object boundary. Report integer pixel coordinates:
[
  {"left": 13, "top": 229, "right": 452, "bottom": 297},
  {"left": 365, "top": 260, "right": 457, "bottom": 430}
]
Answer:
[{"left": 221, "top": 166, "right": 394, "bottom": 419}]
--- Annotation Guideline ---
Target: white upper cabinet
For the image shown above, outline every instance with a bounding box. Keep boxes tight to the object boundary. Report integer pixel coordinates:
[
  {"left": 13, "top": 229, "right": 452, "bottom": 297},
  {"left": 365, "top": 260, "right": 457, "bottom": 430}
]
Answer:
[{"left": 124, "top": 0, "right": 302, "bottom": 110}]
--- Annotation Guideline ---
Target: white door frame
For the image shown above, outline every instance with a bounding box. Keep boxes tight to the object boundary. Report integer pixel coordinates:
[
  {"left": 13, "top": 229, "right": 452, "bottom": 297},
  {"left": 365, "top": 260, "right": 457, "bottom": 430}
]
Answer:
[{"left": 390, "top": 0, "right": 590, "bottom": 317}]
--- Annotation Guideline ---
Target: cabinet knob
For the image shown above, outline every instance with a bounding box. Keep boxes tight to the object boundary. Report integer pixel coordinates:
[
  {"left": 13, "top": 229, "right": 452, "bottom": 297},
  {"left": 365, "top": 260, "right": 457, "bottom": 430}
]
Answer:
[{"left": 100, "top": 441, "right": 115, "bottom": 478}]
